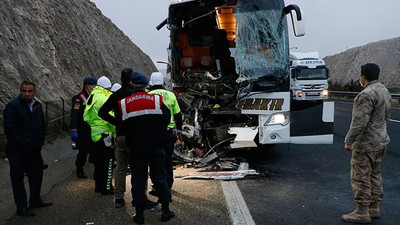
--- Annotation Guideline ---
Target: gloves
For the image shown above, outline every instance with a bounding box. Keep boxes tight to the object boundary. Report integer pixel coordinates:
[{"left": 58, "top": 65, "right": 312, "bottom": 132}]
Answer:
[
  {"left": 71, "top": 131, "right": 78, "bottom": 142},
  {"left": 176, "top": 129, "right": 182, "bottom": 139},
  {"left": 103, "top": 133, "right": 113, "bottom": 147}
]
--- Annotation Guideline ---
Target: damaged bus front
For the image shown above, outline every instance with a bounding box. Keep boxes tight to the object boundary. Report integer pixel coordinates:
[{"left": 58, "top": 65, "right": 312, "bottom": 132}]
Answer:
[{"left": 158, "top": 0, "right": 333, "bottom": 161}]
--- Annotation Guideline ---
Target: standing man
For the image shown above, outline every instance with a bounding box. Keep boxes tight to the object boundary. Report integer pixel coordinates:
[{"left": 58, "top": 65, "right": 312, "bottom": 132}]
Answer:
[
  {"left": 99, "top": 69, "right": 157, "bottom": 209},
  {"left": 70, "top": 77, "right": 97, "bottom": 179},
  {"left": 99, "top": 69, "right": 133, "bottom": 207},
  {"left": 342, "top": 63, "right": 391, "bottom": 224},
  {"left": 118, "top": 72, "right": 174, "bottom": 224},
  {"left": 4, "top": 81, "right": 52, "bottom": 217},
  {"left": 148, "top": 72, "right": 182, "bottom": 191},
  {"left": 84, "top": 76, "right": 116, "bottom": 195}
]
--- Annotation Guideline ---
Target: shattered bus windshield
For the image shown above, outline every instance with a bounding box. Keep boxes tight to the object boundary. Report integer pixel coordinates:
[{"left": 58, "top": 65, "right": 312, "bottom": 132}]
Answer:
[{"left": 234, "top": 0, "right": 289, "bottom": 85}]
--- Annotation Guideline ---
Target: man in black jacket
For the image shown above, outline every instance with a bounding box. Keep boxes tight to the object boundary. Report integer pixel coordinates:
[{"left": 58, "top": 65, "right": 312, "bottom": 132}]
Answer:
[
  {"left": 3, "top": 81, "right": 52, "bottom": 217},
  {"left": 70, "top": 77, "right": 97, "bottom": 178},
  {"left": 98, "top": 69, "right": 157, "bottom": 209}
]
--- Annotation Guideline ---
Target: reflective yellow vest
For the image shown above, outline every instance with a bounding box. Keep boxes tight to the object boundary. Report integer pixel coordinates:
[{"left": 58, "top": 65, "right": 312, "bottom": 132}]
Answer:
[
  {"left": 83, "top": 86, "right": 115, "bottom": 142},
  {"left": 148, "top": 88, "right": 181, "bottom": 129}
]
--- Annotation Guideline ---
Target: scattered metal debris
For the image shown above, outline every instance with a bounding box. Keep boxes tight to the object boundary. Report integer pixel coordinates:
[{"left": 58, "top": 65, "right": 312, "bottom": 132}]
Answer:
[
  {"left": 199, "top": 152, "right": 219, "bottom": 167},
  {"left": 182, "top": 170, "right": 259, "bottom": 181},
  {"left": 213, "top": 161, "right": 239, "bottom": 171},
  {"left": 180, "top": 157, "right": 260, "bottom": 180},
  {"left": 183, "top": 162, "right": 194, "bottom": 168}
]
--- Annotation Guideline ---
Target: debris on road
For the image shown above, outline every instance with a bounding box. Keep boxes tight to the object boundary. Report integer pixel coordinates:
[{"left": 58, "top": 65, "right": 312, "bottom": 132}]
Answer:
[
  {"left": 199, "top": 152, "right": 219, "bottom": 167},
  {"left": 174, "top": 146, "right": 260, "bottom": 180},
  {"left": 180, "top": 158, "right": 259, "bottom": 180},
  {"left": 181, "top": 169, "right": 259, "bottom": 181}
]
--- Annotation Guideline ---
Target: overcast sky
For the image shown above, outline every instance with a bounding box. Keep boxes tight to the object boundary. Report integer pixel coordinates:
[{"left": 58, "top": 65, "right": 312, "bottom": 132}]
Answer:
[{"left": 91, "top": 0, "right": 400, "bottom": 70}]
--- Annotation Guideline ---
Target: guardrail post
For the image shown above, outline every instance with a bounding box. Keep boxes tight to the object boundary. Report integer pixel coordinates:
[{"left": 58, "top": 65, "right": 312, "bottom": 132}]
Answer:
[
  {"left": 60, "top": 97, "right": 65, "bottom": 129},
  {"left": 45, "top": 101, "right": 49, "bottom": 128}
]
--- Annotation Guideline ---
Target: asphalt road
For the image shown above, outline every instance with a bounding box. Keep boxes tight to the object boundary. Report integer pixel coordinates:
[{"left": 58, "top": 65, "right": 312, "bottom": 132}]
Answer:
[
  {"left": 233, "top": 102, "right": 400, "bottom": 225},
  {"left": 2, "top": 101, "right": 400, "bottom": 225}
]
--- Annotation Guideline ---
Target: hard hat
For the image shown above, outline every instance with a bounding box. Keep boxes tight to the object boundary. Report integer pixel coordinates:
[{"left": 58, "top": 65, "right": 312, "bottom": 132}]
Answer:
[
  {"left": 150, "top": 72, "right": 164, "bottom": 85},
  {"left": 97, "top": 76, "right": 111, "bottom": 89},
  {"left": 111, "top": 83, "right": 122, "bottom": 92}
]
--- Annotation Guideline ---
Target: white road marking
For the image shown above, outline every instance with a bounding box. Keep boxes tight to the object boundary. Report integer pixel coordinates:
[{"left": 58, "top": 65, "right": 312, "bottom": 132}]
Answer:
[
  {"left": 221, "top": 181, "right": 256, "bottom": 225},
  {"left": 389, "top": 119, "right": 400, "bottom": 123}
]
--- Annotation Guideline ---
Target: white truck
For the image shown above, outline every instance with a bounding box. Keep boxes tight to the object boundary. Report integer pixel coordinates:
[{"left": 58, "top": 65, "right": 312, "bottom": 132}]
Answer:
[
  {"left": 290, "top": 52, "right": 329, "bottom": 101},
  {"left": 157, "top": 0, "right": 334, "bottom": 161}
]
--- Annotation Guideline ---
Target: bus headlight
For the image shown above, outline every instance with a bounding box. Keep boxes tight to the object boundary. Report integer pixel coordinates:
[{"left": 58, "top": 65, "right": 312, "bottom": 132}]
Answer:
[{"left": 265, "top": 113, "right": 289, "bottom": 126}]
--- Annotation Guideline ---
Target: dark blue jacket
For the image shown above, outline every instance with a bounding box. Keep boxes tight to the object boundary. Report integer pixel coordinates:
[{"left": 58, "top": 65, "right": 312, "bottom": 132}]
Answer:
[
  {"left": 70, "top": 90, "right": 92, "bottom": 143},
  {"left": 118, "top": 90, "right": 170, "bottom": 150},
  {"left": 3, "top": 96, "right": 45, "bottom": 153}
]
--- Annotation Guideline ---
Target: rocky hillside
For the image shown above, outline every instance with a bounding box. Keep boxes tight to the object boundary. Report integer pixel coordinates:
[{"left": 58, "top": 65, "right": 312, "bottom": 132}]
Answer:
[
  {"left": 0, "top": 0, "right": 156, "bottom": 112},
  {"left": 324, "top": 37, "right": 400, "bottom": 90}
]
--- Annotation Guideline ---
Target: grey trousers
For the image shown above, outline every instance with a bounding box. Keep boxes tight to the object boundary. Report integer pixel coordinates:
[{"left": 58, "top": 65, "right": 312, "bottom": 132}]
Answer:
[{"left": 114, "top": 136, "right": 129, "bottom": 199}]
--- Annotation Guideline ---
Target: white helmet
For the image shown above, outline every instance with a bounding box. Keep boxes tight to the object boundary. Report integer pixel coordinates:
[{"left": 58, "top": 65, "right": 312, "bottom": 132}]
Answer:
[
  {"left": 97, "top": 76, "right": 111, "bottom": 89},
  {"left": 111, "top": 83, "right": 122, "bottom": 92},
  {"left": 150, "top": 72, "right": 164, "bottom": 86}
]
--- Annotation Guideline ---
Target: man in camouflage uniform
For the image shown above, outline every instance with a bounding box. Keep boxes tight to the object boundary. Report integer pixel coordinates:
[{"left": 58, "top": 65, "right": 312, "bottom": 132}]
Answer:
[{"left": 343, "top": 63, "right": 391, "bottom": 223}]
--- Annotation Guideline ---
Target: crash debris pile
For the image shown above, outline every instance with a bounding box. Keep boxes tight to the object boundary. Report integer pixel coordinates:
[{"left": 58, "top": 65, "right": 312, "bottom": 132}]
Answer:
[{"left": 176, "top": 155, "right": 260, "bottom": 181}]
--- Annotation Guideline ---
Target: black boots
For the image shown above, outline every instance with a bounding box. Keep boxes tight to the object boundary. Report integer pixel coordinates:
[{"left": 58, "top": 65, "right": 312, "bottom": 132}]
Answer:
[
  {"left": 133, "top": 207, "right": 145, "bottom": 224},
  {"left": 133, "top": 203, "right": 175, "bottom": 223},
  {"left": 76, "top": 167, "right": 87, "bottom": 179},
  {"left": 161, "top": 203, "right": 175, "bottom": 222},
  {"left": 161, "top": 210, "right": 175, "bottom": 222},
  {"left": 115, "top": 198, "right": 125, "bottom": 208},
  {"left": 29, "top": 200, "right": 53, "bottom": 208},
  {"left": 144, "top": 198, "right": 158, "bottom": 209},
  {"left": 17, "top": 207, "right": 35, "bottom": 217}
]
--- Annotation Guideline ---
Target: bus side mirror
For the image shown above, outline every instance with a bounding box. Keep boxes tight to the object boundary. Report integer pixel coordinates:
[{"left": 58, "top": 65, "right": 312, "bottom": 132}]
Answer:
[{"left": 283, "top": 4, "right": 305, "bottom": 37}]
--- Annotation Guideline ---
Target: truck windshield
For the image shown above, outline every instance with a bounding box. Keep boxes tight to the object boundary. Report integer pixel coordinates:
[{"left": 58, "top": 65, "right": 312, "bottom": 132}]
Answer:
[
  {"left": 234, "top": 0, "right": 289, "bottom": 83},
  {"left": 296, "top": 68, "right": 328, "bottom": 80}
]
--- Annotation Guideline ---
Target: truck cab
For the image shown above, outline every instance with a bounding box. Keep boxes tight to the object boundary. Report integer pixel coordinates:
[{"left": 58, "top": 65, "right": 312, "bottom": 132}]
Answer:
[{"left": 290, "top": 52, "right": 329, "bottom": 101}]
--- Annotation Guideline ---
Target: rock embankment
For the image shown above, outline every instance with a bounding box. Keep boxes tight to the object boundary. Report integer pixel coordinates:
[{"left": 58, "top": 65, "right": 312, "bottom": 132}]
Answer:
[
  {"left": 324, "top": 37, "right": 400, "bottom": 89},
  {"left": 0, "top": 0, "right": 156, "bottom": 114}
]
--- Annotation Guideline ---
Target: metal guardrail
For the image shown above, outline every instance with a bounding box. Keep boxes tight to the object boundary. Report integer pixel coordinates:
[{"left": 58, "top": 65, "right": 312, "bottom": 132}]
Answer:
[
  {"left": 329, "top": 91, "right": 400, "bottom": 105},
  {"left": 329, "top": 91, "right": 400, "bottom": 99}
]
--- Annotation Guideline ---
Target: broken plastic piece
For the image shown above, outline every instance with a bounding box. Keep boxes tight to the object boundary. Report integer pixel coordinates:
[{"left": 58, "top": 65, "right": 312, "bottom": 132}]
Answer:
[
  {"left": 182, "top": 170, "right": 259, "bottom": 180},
  {"left": 237, "top": 162, "right": 249, "bottom": 171},
  {"left": 200, "top": 152, "right": 219, "bottom": 167}
]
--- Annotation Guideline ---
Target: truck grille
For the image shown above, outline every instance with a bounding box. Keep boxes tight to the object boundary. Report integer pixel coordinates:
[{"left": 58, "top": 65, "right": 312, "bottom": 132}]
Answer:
[{"left": 301, "top": 84, "right": 325, "bottom": 91}]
